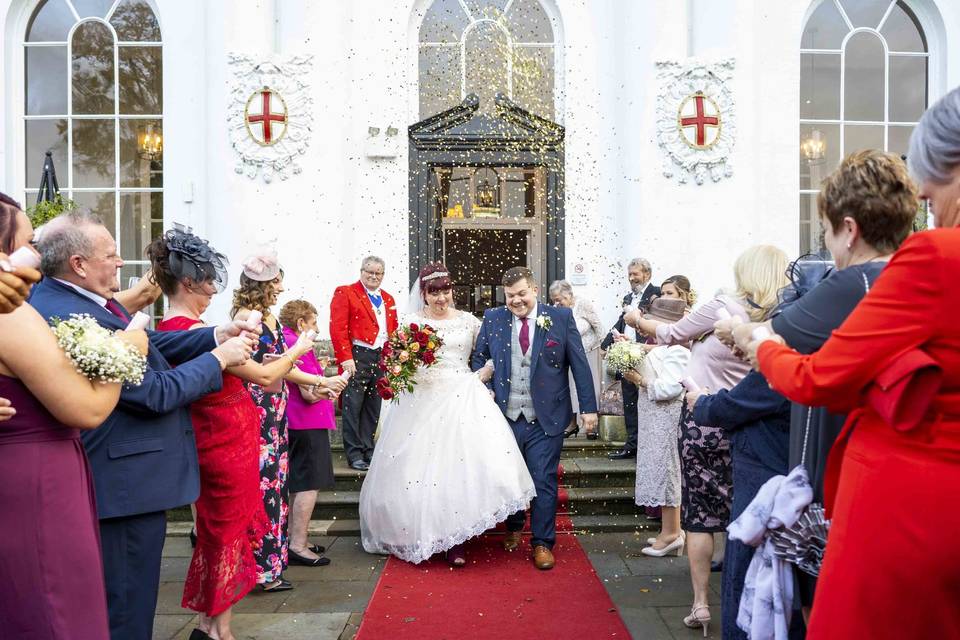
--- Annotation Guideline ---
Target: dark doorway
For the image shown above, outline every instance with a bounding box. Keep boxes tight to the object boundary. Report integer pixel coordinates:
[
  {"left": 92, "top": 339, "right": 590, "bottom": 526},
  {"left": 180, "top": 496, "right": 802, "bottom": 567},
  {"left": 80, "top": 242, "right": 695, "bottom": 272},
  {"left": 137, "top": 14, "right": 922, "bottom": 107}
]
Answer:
[{"left": 408, "top": 94, "right": 565, "bottom": 316}]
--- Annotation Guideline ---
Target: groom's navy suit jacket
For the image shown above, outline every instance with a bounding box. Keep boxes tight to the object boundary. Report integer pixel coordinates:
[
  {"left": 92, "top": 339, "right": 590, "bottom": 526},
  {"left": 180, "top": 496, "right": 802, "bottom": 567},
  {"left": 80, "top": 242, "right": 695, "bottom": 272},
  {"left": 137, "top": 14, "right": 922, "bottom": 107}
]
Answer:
[
  {"left": 471, "top": 304, "right": 597, "bottom": 436},
  {"left": 29, "top": 277, "right": 223, "bottom": 519}
]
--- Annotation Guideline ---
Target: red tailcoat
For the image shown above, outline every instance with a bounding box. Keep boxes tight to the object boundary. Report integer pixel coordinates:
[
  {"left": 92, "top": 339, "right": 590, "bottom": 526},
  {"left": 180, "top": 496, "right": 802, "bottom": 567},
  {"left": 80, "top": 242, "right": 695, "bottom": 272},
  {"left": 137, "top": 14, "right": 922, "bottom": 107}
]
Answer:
[{"left": 329, "top": 281, "right": 399, "bottom": 364}]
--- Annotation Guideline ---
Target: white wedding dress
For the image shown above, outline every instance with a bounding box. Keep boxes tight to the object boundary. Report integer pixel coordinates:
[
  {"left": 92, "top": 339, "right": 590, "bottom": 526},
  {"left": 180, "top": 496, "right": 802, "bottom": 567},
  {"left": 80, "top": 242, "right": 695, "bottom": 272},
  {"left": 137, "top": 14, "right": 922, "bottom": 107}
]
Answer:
[{"left": 359, "top": 311, "right": 536, "bottom": 563}]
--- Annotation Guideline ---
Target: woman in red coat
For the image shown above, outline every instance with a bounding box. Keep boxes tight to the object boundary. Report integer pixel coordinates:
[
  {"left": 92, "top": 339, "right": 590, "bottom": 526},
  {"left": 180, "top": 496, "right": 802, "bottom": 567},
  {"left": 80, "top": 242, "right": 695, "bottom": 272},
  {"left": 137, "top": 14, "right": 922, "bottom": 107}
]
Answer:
[{"left": 743, "top": 87, "right": 960, "bottom": 639}]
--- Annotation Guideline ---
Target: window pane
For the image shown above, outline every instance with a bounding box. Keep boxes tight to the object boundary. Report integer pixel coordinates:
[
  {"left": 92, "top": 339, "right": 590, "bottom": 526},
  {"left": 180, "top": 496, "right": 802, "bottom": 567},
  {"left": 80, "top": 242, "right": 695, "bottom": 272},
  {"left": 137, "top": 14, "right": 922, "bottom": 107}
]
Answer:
[
  {"left": 25, "top": 46, "right": 68, "bottom": 115},
  {"left": 118, "top": 192, "right": 162, "bottom": 261},
  {"left": 888, "top": 124, "right": 914, "bottom": 157},
  {"left": 464, "top": 21, "right": 509, "bottom": 114},
  {"left": 839, "top": 0, "right": 893, "bottom": 29},
  {"left": 889, "top": 56, "right": 926, "bottom": 122},
  {"left": 25, "top": 119, "right": 67, "bottom": 188},
  {"left": 507, "top": 0, "right": 553, "bottom": 43},
  {"left": 119, "top": 119, "right": 163, "bottom": 188},
  {"left": 72, "top": 118, "right": 115, "bottom": 187},
  {"left": 110, "top": 0, "right": 162, "bottom": 41},
  {"left": 800, "top": 53, "right": 840, "bottom": 119},
  {"left": 843, "top": 32, "right": 884, "bottom": 121},
  {"left": 420, "top": 0, "right": 469, "bottom": 43},
  {"left": 71, "top": 190, "right": 116, "bottom": 231},
  {"left": 799, "top": 124, "right": 840, "bottom": 190},
  {"left": 799, "top": 193, "right": 822, "bottom": 256},
  {"left": 844, "top": 123, "right": 884, "bottom": 154},
  {"left": 119, "top": 46, "right": 162, "bottom": 114},
  {"left": 881, "top": 1, "right": 926, "bottom": 51},
  {"left": 419, "top": 46, "right": 461, "bottom": 118},
  {"left": 512, "top": 45, "right": 554, "bottom": 119},
  {"left": 71, "top": 0, "right": 114, "bottom": 18},
  {"left": 72, "top": 21, "right": 115, "bottom": 115},
  {"left": 26, "top": 0, "right": 74, "bottom": 42},
  {"left": 801, "top": 0, "right": 849, "bottom": 49},
  {"left": 464, "top": 0, "right": 510, "bottom": 20}
]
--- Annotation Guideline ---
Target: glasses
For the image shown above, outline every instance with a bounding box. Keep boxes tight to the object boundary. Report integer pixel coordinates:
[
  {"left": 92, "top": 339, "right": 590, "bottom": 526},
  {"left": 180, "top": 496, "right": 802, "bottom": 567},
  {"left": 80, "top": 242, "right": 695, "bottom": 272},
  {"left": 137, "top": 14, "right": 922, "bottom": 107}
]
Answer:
[{"left": 362, "top": 269, "right": 384, "bottom": 277}]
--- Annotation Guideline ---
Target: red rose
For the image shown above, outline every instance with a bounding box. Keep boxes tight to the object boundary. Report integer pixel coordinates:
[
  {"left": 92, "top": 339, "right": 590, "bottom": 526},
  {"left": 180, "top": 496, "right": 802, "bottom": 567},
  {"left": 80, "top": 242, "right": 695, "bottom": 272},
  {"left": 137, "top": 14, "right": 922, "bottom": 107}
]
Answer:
[
  {"left": 378, "top": 362, "right": 388, "bottom": 372},
  {"left": 381, "top": 343, "right": 393, "bottom": 358},
  {"left": 379, "top": 388, "right": 395, "bottom": 400},
  {"left": 421, "top": 351, "right": 436, "bottom": 365},
  {"left": 408, "top": 323, "right": 419, "bottom": 333},
  {"left": 375, "top": 377, "right": 389, "bottom": 389},
  {"left": 416, "top": 331, "right": 429, "bottom": 346}
]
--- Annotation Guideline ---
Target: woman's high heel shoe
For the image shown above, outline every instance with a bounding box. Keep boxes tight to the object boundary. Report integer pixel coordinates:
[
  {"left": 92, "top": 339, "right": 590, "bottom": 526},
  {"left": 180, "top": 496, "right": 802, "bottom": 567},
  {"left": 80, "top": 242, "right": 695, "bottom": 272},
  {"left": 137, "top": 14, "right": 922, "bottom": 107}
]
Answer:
[
  {"left": 563, "top": 425, "right": 580, "bottom": 438},
  {"left": 641, "top": 532, "right": 685, "bottom": 557},
  {"left": 682, "top": 605, "right": 711, "bottom": 637}
]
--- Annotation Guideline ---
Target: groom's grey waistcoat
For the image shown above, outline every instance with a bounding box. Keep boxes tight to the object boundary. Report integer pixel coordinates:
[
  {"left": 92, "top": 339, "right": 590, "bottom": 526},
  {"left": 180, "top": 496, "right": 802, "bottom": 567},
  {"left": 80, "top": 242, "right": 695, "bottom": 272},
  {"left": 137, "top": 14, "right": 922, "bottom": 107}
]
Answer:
[{"left": 506, "top": 318, "right": 536, "bottom": 422}]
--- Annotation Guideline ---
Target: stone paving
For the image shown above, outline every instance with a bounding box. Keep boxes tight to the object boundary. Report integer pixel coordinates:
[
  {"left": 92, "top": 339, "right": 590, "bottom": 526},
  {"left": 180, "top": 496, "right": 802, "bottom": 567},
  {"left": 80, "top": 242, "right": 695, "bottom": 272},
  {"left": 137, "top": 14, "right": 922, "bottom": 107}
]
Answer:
[{"left": 154, "top": 532, "right": 722, "bottom": 640}]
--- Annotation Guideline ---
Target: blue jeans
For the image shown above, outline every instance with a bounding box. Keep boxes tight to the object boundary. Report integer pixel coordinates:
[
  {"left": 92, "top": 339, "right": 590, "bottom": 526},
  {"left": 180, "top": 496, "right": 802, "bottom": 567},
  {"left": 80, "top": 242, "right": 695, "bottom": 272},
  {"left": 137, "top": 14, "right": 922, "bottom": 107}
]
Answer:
[{"left": 505, "top": 415, "right": 564, "bottom": 549}]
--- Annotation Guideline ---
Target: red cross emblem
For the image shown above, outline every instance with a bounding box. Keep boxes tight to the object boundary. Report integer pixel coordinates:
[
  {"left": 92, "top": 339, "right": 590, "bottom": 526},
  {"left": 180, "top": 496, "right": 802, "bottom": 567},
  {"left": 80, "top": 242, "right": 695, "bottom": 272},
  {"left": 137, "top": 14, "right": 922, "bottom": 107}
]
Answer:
[
  {"left": 245, "top": 88, "right": 288, "bottom": 146},
  {"left": 677, "top": 91, "right": 721, "bottom": 149}
]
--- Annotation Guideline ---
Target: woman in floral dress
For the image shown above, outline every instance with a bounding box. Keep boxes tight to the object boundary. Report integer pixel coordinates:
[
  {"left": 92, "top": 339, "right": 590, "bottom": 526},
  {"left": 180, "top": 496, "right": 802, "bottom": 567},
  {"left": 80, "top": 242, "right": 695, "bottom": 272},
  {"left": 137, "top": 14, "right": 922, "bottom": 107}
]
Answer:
[{"left": 231, "top": 248, "right": 346, "bottom": 592}]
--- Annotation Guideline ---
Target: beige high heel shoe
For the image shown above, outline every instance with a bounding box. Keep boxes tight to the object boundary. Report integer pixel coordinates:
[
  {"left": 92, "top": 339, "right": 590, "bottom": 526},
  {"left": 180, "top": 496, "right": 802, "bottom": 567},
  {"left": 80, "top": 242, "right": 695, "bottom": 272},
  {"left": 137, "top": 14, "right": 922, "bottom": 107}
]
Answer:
[
  {"left": 683, "top": 604, "right": 711, "bottom": 637},
  {"left": 641, "top": 532, "right": 685, "bottom": 557}
]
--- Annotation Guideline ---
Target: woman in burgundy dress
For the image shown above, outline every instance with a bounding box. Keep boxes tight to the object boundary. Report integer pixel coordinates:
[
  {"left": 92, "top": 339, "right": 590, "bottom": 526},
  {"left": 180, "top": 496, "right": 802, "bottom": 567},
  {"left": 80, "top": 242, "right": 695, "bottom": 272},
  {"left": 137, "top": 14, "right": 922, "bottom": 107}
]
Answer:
[
  {"left": 0, "top": 194, "right": 140, "bottom": 639},
  {"left": 148, "top": 231, "right": 340, "bottom": 639}
]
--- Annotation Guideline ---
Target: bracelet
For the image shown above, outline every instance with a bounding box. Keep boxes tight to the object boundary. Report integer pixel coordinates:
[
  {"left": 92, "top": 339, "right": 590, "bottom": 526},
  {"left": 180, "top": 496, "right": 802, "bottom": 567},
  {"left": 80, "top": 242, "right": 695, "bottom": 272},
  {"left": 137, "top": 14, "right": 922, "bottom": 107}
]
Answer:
[
  {"left": 283, "top": 352, "right": 297, "bottom": 368},
  {"left": 315, "top": 375, "right": 324, "bottom": 388}
]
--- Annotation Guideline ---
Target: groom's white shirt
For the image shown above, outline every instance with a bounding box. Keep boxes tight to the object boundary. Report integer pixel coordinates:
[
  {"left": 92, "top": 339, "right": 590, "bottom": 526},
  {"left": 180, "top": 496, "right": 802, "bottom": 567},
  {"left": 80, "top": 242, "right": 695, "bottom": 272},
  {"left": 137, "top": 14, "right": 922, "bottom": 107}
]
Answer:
[{"left": 510, "top": 302, "right": 538, "bottom": 341}]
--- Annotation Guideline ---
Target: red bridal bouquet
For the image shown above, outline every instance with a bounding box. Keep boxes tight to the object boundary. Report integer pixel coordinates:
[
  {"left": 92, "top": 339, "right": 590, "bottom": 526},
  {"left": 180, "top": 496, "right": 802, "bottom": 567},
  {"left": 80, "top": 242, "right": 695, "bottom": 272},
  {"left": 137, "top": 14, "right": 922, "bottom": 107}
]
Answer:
[{"left": 375, "top": 322, "right": 443, "bottom": 402}]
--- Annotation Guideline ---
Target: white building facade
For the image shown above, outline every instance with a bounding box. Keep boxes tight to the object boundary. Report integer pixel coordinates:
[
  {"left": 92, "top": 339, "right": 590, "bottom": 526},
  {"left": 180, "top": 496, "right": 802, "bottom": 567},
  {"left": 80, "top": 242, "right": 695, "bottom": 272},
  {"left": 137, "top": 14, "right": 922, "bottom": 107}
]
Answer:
[{"left": 2, "top": 0, "right": 958, "bottom": 332}]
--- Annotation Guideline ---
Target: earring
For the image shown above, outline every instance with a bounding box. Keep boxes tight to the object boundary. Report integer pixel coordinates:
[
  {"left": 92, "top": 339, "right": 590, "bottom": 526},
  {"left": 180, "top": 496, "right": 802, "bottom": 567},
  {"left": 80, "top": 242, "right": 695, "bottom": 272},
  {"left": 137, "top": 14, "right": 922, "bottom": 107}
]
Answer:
[{"left": 846, "top": 242, "right": 852, "bottom": 249}]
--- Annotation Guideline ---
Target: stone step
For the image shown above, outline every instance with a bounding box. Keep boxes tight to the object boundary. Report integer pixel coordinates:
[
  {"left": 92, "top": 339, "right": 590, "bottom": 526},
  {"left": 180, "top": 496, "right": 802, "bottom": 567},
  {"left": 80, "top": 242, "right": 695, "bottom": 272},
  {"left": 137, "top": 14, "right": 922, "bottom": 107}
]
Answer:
[
  {"left": 168, "top": 515, "right": 658, "bottom": 538},
  {"left": 329, "top": 436, "right": 627, "bottom": 464},
  {"left": 308, "top": 485, "right": 640, "bottom": 521},
  {"left": 330, "top": 455, "right": 635, "bottom": 491}
]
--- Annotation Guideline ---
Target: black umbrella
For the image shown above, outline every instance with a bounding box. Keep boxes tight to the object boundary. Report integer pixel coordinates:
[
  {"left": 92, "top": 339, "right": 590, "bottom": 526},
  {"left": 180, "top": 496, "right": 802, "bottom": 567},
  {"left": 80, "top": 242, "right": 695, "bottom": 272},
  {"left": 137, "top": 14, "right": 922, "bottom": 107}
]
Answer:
[{"left": 36, "top": 151, "right": 60, "bottom": 205}]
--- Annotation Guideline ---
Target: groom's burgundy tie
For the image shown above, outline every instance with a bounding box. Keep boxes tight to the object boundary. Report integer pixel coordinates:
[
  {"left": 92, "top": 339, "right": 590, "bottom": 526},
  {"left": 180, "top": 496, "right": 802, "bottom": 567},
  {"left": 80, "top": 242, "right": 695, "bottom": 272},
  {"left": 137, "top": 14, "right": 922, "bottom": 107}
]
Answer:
[
  {"left": 105, "top": 298, "right": 128, "bottom": 320},
  {"left": 519, "top": 316, "right": 530, "bottom": 355}
]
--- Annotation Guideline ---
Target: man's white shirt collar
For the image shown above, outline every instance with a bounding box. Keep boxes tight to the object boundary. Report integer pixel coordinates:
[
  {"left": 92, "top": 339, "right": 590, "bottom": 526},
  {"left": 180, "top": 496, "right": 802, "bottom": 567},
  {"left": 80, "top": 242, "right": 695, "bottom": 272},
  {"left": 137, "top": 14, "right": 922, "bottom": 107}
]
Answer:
[
  {"left": 512, "top": 302, "right": 538, "bottom": 328},
  {"left": 54, "top": 277, "right": 107, "bottom": 307}
]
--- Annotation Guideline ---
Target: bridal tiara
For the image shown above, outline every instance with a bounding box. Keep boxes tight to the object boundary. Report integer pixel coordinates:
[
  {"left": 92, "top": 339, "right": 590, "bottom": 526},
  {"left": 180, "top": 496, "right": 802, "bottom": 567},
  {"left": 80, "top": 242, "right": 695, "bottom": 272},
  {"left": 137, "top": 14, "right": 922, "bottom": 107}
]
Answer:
[{"left": 422, "top": 271, "right": 449, "bottom": 282}]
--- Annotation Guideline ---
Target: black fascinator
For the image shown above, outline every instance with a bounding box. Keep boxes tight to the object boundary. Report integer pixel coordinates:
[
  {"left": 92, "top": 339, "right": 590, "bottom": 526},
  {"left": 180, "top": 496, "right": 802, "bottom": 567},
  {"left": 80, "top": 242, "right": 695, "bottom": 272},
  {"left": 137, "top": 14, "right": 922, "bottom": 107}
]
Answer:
[
  {"left": 165, "top": 224, "right": 229, "bottom": 293},
  {"left": 773, "top": 254, "right": 833, "bottom": 316}
]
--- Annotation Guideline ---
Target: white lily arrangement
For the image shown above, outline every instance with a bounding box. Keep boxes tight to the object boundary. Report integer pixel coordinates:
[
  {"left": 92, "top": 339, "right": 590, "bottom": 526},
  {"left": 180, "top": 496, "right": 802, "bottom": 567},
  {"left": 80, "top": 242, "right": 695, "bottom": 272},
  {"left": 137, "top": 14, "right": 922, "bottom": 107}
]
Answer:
[{"left": 51, "top": 314, "right": 147, "bottom": 385}]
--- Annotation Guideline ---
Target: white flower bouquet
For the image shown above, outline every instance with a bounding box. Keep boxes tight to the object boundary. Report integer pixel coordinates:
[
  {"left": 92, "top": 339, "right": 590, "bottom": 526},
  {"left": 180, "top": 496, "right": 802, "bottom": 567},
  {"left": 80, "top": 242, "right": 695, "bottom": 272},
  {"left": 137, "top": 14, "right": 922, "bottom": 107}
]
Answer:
[
  {"left": 51, "top": 314, "right": 147, "bottom": 385},
  {"left": 605, "top": 341, "right": 647, "bottom": 376}
]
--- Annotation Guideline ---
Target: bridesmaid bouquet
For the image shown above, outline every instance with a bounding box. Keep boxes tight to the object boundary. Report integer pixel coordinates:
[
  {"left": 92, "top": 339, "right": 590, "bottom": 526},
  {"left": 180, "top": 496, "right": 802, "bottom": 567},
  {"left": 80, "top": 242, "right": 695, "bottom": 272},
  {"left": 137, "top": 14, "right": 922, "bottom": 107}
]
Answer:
[
  {"left": 375, "top": 322, "right": 443, "bottom": 402},
  {"left": 605, "top": 341, "right": 647, "bottom": 376},
  {"left": 51, "top": 314, "right": 147, "bottom": 385}
]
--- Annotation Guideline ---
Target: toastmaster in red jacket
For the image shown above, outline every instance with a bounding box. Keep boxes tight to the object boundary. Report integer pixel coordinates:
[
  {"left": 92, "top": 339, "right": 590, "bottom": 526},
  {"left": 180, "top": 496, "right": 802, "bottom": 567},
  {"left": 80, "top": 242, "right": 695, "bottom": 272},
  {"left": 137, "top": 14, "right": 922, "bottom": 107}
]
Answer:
[{"left": 329, "top": 256, "right": 398, "bottom": 470}]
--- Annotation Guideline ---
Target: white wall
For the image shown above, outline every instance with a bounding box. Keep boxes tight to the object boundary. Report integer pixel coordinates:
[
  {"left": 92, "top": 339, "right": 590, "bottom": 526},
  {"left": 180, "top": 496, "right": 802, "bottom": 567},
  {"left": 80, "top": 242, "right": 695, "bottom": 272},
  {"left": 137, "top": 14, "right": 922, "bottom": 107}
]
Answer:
[{"left": 4, "top": 0, "right": 960, "bottom": 337}]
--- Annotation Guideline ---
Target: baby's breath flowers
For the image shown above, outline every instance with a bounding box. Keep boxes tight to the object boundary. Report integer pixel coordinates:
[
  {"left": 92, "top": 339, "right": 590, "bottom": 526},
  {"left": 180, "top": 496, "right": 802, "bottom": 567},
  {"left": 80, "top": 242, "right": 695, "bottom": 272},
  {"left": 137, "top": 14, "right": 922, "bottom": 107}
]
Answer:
[{"left": 51, "top": 314, "right": 147, "bottom": 385}]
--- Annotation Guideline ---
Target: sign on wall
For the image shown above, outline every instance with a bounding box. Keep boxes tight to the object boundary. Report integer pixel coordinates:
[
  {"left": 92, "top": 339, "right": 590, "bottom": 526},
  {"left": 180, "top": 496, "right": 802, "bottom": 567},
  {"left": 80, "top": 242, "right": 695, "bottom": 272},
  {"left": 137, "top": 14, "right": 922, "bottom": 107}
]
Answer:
[
  {"left": 228, "top": 54, "right": 314, "bottom": 182},
  {"left": 655, "top": 58, "right": 736, "bottom": 185}
]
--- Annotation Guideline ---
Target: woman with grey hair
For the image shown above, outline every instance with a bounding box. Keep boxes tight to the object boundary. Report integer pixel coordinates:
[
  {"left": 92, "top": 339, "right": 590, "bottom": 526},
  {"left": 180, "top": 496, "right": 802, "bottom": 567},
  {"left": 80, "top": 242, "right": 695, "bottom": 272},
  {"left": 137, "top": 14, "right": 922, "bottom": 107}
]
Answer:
[
  {"left": 734, "top": 85, "right": 960, "bottom": 638},
  {"left": 549, "top": 279, "right": 603, "bottom": 437}
]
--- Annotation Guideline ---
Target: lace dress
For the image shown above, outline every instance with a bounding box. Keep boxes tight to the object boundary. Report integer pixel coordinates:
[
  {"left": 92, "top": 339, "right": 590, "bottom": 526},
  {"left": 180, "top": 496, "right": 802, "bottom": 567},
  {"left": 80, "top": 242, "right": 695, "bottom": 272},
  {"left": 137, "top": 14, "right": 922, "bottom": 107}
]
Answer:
[
  {"left": 359, "top": 311, "right": 536, "bottom": 563},
  {"left": 633, "top": 345, "right": 689, "bottom": 508}
]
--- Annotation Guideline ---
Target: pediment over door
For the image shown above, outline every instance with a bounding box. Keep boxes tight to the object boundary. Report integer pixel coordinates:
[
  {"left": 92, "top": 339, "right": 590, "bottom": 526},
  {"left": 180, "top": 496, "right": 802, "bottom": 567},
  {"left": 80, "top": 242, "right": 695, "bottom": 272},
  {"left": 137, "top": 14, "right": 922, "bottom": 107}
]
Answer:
[{"left": 409, "top": 93, "right": 564, "bottom": 152}]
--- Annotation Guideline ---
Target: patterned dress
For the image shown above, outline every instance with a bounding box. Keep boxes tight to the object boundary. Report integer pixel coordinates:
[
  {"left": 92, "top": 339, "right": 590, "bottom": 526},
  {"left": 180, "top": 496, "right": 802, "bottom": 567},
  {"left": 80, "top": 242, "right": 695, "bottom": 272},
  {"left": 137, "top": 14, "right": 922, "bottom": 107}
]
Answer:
[{"left": 244, "top": 321, "right": 290, "bottom": 584}]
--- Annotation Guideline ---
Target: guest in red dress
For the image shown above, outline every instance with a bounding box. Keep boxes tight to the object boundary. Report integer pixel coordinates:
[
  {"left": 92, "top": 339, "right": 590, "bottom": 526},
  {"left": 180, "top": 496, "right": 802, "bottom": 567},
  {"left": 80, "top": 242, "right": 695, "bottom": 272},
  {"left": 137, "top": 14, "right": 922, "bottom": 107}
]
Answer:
[
  {"left": 0, "top": 194, "right": 137, "bottom": 640},
  {"left": 148, "top": 230, "right": 332, "bottom": 639},
  {"left": 743, "top": 89, "right": 960, "bottom": 640}
]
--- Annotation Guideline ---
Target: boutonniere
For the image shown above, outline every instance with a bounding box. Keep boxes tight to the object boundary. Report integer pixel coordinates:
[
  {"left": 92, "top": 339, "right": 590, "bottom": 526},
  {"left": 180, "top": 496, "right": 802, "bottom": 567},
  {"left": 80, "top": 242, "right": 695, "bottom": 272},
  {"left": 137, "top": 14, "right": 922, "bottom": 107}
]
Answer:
[{"left": 536, "top": 315, "right": 552, "bottom": 331}]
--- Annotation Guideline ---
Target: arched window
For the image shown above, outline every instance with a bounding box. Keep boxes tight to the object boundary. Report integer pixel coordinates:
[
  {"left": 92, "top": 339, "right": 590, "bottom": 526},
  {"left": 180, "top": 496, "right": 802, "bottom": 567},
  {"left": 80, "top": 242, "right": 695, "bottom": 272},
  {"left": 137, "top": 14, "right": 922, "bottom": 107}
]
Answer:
[
  {"left": 23, "top": 0, "right": 162, "bottom": 286},
  {"left": 799, "top": 0, "right": 928, "bottom": 254},
  {"left": 418, "top": 0, "right": 557, "bottom": 119}
]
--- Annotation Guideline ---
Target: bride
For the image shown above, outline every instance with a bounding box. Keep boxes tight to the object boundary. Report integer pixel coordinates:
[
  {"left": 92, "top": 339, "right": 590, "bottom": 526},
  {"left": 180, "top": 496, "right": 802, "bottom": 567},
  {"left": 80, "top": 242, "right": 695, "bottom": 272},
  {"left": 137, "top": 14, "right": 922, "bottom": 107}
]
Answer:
[{"left": 359, "top": 262, "right": 536, "bottom": 566}]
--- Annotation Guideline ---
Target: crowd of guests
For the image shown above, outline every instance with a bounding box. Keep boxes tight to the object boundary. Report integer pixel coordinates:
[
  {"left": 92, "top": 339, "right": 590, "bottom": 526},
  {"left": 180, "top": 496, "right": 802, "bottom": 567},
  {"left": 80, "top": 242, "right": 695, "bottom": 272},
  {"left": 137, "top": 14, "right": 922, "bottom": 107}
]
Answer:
[{"left": 1, "top": 84, "right": 959, "bottom": 640}]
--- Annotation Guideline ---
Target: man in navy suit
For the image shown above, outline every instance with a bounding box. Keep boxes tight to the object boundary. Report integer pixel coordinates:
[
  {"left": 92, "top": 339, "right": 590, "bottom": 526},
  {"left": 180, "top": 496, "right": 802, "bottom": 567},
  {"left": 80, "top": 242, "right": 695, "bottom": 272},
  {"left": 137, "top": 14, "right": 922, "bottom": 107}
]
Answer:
[
  {"left": 471, "top": 267, "right": 597, "bottom": 570},
  {"left": 31, "top": 212, "right": 256, "bottom": 640}
]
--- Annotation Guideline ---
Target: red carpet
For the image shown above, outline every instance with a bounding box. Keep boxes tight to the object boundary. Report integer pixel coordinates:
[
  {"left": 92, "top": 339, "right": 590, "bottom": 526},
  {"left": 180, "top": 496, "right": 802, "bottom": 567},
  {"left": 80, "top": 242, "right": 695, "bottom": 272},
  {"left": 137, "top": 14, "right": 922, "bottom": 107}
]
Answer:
[{"left": 356, "top": 465, "right": 631, "bottom": 640}]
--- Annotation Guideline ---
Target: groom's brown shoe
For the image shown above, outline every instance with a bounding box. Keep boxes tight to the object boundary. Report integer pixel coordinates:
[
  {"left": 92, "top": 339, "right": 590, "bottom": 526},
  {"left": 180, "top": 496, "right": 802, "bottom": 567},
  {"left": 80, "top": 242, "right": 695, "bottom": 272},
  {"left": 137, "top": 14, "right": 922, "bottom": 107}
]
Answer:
[
  {"left": 503, "top": 531, "right": 522, "bottom": 552},
  {"left": 532, "top": 545, "right": 555, "bottom": 570}
]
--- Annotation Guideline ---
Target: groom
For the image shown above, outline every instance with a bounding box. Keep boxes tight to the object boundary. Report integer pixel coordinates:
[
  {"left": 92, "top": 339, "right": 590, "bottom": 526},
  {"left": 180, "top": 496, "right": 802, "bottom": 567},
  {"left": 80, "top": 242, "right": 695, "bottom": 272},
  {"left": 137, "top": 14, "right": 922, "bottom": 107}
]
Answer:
[{"left": 471, "top": 267, "right": 598, "bottom": 570}]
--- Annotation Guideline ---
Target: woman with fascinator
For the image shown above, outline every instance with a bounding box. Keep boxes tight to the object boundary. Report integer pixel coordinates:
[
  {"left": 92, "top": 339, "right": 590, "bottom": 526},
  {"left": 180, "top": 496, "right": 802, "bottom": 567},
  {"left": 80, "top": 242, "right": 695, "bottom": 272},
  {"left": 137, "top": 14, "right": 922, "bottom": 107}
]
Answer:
[
  {"left": 359, "top": 262, "right": 535, "bottom": 567},
  {"left": 148, "top": 232, "right": 343, "bottom": 639},
  {"left": 229, "top": 248, "right": 347, "bottom": 595}
]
